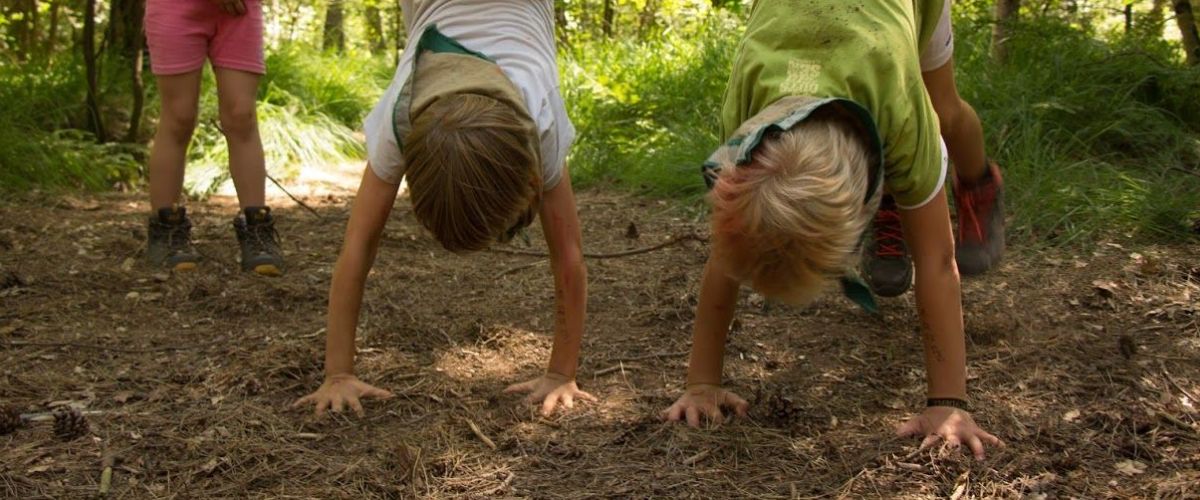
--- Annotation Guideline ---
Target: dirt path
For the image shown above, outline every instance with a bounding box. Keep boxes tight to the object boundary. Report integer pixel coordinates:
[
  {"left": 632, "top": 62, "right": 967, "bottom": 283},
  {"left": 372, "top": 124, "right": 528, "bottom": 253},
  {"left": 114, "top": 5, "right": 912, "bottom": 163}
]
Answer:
[{"left": 1, "top": 190, "right": 1197, "bottom": 498}]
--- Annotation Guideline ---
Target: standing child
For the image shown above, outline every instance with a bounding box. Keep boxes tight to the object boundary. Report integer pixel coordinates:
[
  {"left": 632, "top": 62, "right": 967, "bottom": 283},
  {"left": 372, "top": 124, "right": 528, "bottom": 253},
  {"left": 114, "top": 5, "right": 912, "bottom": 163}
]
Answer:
[
  {"left": 663, "top": 0, "right": 1004, "bottom": 459},
  {"left": 293, "top": 0, "right": 593, "bottom": 417},
  {"left": 143, "top": 0, "right": 284, "bottom": 275}
]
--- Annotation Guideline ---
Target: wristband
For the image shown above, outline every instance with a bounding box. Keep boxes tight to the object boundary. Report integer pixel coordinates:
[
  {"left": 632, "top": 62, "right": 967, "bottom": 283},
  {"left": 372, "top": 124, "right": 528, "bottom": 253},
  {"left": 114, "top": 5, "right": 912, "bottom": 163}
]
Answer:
[{"left": 926, "top": 397, "right": 971, "bottom": 412}]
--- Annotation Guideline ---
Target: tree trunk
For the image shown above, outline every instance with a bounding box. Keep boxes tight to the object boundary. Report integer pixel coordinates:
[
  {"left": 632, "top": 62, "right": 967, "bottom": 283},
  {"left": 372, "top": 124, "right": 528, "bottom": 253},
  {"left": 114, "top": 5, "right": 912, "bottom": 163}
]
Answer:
[
  {"left": 8, "top": 0, "right": 38, "bottom": 62},
  {"left": 602, "top": 0, "right": 615, "bottom": 38},
  {"left": 44, "top": 0, "right": 60, "bottom": 56},
  {"left": 1176, "top": 0, "right": 1200, "bottom": 65},
  {"left": 364, "top": 4, "right": 386, "bottom": 53},
  {"left": 125, "top": 13, "right": 147, "bottom": 143},
  {"left": 992, "top": 0, "right": 1021, "bottom": 63},
  {"left": 323, "top": 0, "right": 346, "bottom": 53},
  {"left": 638, "top": 0, "right": 659, "bottom": 37},
  {"left": 83, "top": 0, "right": 107, "bottom": 142}
]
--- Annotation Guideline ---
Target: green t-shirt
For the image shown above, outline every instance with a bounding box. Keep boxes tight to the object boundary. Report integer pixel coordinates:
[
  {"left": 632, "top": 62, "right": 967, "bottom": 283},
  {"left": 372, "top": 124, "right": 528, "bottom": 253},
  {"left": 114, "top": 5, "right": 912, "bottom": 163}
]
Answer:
[{"left": 720, "top": 0, "right": 947, "bottom": 208}]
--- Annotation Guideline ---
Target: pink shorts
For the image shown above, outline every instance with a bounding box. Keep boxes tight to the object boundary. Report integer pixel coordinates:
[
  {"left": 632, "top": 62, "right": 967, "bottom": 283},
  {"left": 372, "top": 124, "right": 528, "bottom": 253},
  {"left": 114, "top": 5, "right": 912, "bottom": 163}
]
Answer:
[{"left": 145, "top": 0, "right": 265, "bottom": 76}]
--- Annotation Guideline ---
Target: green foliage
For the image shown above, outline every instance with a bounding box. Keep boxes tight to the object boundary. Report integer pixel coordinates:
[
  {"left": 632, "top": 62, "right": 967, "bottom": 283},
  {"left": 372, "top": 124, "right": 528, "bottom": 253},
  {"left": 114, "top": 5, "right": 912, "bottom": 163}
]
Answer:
[
  {"left": 182, "top": 49, "right": 380, "bottom": 195},
  {"left": 0, "top": 53, "right": 143, "bottom": 192},
  {"left": 562, "top": 14, "right": 740, "bottom": 200},
  {"left": 953, "top": 14, "right": 1200, "bottom": 243}
]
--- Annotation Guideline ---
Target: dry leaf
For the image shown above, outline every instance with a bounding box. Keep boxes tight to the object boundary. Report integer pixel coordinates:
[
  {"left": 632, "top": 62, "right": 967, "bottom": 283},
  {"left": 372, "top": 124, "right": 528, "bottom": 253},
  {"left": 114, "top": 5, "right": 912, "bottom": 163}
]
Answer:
[
  {"left": 1062, "top": 409, "right": 1081, "bottom": 423},
  {"left": 1092, "top": 280, "right": 1119, "bottom": 298},
  {"left": 1114, "top": 459, "right": 1145, "bottom": 476}
]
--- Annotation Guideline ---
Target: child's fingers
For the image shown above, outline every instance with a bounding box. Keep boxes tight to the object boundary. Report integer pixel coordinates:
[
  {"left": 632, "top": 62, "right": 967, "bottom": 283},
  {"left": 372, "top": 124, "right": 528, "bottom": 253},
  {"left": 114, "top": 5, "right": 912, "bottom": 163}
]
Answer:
[
  {"left": 724, "top": 392, "right": 750, "bottom": 416},
  {"left": 540, "top": 394, "right": 557, "bottom": 417},
  {"left": 315, "top": 399, "right": 330, "bottom": 418},
  {"left": 562, "top": 393, "right": 575, "bottom": 409},
  {"left": 895, "top": 418, "right": 922, "bottom": 437},
  {"left": 685, "top": 407, "right": 701, "bottom": 428},
  {"left": 291, "top": 395, "right": 312, "bottom": 409},
  {"left": 331, "top": 396, "right": 345, "bottom": 414},
  {"left": 943, "top": 435, "right": 962, "bottom": 449},
  {"left": 349, "top": 396, "right": 365, "bottom": 417},
  {"left": 365, "top": 387, "right": 394, "bottom": 399},
  {"left": 706, "top": 407, "right": 724, "bottom": 426},
  {"left": 663, "top": 404, "right": 683, "bottom": 422},
  {"left": 919, "top": 434, "right": 941, "bottom": 450},
  {"left": 968, "top": 436, "right": 986, "bottom": 460},
  {"left": 577, "top": 390, "right": 598, "bottom": 402},
  {"left": 979, "top": 430, "right": 1004, "bottom": 447}
]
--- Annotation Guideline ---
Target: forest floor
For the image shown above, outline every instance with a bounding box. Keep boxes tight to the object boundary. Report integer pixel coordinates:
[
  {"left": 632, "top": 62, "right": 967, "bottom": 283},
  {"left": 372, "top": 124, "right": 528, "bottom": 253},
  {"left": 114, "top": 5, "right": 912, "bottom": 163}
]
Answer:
[{"left": 1, "top": 180, "right": 1198, "bottom": 499}]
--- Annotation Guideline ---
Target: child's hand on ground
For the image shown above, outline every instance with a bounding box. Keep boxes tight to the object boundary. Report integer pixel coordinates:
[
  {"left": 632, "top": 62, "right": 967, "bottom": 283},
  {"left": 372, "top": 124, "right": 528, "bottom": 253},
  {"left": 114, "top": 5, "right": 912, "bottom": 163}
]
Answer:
[
  {"left": 662, "top": 384, "right": 749, "bottom": 427},
  {"left": 210, "top": 0, "right": 246, "bottom": 15},
  {"left": 292, "top": 374, "right": 394, "bottom": 417},
  {"left": 504, "top": 373, "right": 597, "bottom": 416},
  {"left": 897, "top": 406, "right": 1005, "bottom": 460}
]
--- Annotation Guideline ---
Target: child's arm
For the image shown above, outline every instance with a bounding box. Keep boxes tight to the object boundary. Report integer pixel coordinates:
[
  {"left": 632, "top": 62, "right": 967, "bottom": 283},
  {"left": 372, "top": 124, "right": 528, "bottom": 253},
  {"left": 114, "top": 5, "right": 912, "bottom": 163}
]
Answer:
[
  {"left": 503, "top": 168, "right": 598, "bottom": 416},
  {"left": 897, "top": 187, "right": 1004, "bottom": 459},
  {"left": 293, "top": 166, "right": 398, "bottom": 416},
  {"left": 661, "top": 256, "right": 750, "bottom": 427}
]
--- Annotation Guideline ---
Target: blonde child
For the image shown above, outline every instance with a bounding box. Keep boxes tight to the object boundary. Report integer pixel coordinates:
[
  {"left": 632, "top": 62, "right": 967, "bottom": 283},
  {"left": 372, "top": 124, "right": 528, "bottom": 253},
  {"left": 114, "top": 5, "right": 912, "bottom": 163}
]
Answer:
[
  {"left": 294, "top": 0, "right": 593, "bottom": 417},
  {"left": 663, "top": 0, "right": 1004, "bottom": 459}
]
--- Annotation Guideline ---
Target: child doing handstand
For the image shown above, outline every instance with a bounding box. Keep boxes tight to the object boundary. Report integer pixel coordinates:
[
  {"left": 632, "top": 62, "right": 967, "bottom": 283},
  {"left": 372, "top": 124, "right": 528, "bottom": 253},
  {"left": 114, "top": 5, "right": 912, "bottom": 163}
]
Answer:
[
  {"left": 294, "top": 0, "right": 592, "bottom": 417},
  {"left": 662, "top": 0, "right": 1004, "bottom": 459}
]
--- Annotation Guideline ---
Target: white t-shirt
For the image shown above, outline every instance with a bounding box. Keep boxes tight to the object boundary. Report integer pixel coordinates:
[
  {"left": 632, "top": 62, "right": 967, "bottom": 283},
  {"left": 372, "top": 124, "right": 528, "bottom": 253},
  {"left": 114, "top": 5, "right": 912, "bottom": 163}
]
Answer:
[{"left": 363, "top": 0, "right": 575, "bottom": 190}]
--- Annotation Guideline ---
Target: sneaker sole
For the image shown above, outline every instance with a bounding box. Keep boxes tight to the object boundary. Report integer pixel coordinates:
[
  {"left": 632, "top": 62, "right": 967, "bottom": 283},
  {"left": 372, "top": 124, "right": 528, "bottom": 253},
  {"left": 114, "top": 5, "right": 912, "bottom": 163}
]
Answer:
[
  {"left": 252, "top": 264, "right": 282, "bottom": 277},
  {"left": 173, "top": 262, "right": 198, "bottom": 272}
]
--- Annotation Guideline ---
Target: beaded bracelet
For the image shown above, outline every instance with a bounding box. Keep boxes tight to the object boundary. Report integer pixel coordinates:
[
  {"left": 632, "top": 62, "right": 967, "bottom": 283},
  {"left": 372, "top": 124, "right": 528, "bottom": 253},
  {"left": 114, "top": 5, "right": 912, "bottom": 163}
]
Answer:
[{"left": 926, "top": 397, "right": 972, "bottom": 412}]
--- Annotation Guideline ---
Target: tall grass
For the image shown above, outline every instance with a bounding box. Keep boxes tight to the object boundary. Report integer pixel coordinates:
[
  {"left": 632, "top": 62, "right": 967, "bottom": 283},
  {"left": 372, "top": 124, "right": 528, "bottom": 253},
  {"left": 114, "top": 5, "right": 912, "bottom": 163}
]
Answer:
[
  {"left": 182, "top": 48, "right": 386, "bottom": 195},
  {"left": 562, "top": 10, "right": 1200, "bottom": 244},
  {"left": 953, "top": 15, "right": 1200, "bottom": 244},
  {"left": 561, "top": 14, "right": 740, "bottom": 200}
]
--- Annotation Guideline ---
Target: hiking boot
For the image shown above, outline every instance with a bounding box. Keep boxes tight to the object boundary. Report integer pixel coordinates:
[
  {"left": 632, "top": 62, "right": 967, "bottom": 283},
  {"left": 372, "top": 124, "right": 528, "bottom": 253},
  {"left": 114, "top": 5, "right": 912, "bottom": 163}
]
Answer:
[
  {"left": 862, "top": 195, "right": 912, "bottom": 297},
  {"left": 954, "top": 161, "right": 1006, "bottom": 276},
  {"left": 146, "top": 207, "right": 200, "bottom": 271},
  {"left": 233, "top": 206, "right": 284, "bottom": 277}
]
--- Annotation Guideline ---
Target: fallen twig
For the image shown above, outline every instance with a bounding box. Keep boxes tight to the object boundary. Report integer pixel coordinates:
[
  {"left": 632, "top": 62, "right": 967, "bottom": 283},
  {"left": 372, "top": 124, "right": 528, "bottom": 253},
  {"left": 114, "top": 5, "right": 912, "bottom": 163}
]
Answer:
[
  {"left": 481, "top": 472, "right": 515, "bottom": 496},
  {"left": 464, "top": 417, "right": 496, "bottom": 450},
  {"left": 608, "top": 351, "right": 689, "bottom": 363},
  {"left": 1, "top": 338, "right": 224, "bottom": 354},
  {"left": 99, "top": 454, "right": 114, "bottom": 496},
  {"left": 1160, "top": 361, "right": 1200, "bottom": 403},
  {"left": 593, "top": 363, "right": 639, "bottom": 377},
  {"left": 494, "top": 259, "right": 546, "bottom": 279},
  {"left": 267, "top": 173, "right": 325, "bottom": 221},
  {"left": 683, "top": 449, "right": 711, "bottom": 465},
  {"left": 490, "top": 233, "right": 707, "bottom": 260},
  {"left": 21, "top": 409, "right": 105, "bottom": 423}
]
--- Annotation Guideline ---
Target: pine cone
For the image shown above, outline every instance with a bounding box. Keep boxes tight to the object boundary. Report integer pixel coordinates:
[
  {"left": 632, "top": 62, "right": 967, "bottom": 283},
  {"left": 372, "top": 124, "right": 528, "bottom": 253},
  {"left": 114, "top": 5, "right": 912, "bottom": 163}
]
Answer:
[
  {"left": 0, "top": 406, "right": 22, "bottom": 435},
  {"left": 763, "top": 391, "right": 802, "bottom": 429},
  {"left": 53, "top": 407, "right": 89, "bottom": 441}
]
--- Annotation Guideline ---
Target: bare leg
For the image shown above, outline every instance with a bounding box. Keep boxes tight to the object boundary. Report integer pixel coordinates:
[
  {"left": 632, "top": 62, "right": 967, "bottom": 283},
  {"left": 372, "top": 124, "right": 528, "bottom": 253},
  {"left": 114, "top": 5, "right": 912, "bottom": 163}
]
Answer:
[
  {"left": 148, "top": 71, "right": 203, "bottom": 210},
  {"left": 922, "top": 59, "right": 987, "bottom": 183},
  {"left": 214, "top": 67, "right": 266, "bottom": 209}
]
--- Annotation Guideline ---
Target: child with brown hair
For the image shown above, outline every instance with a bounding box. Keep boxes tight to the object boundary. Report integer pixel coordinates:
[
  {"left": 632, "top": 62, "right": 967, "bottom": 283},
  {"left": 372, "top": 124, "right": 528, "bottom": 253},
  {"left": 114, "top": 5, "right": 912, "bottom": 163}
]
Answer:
[
  {"left": 663, "top": 0, "right": 1004, "bottom": 459},
  {"left": 293, "top": 0, "right": 592, "bottom": 417}
]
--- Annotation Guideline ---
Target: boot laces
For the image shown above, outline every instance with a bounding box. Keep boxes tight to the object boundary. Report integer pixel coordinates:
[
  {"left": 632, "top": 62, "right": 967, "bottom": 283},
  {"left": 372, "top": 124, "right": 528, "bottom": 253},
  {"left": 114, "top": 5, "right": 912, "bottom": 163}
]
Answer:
[{"left": 873, "top": 209, "right": 905, "bottom": 258}]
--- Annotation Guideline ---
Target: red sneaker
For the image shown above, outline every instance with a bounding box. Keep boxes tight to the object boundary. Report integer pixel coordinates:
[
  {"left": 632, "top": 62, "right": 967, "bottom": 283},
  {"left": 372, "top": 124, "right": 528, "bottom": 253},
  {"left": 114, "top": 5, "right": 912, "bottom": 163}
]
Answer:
[{"left": 954, "top": 161, "right": 1006, "bottom": 276}]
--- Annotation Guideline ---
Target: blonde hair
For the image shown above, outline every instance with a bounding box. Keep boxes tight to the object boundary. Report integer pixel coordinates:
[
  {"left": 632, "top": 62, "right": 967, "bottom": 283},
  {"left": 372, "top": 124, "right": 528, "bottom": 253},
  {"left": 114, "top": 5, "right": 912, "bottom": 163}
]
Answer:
[
  {"left": 710, "top": 116, "right": 878, "bottom": 305},
  {"left": 405, "top": 93, "right": 540, "bottom": 253}
]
